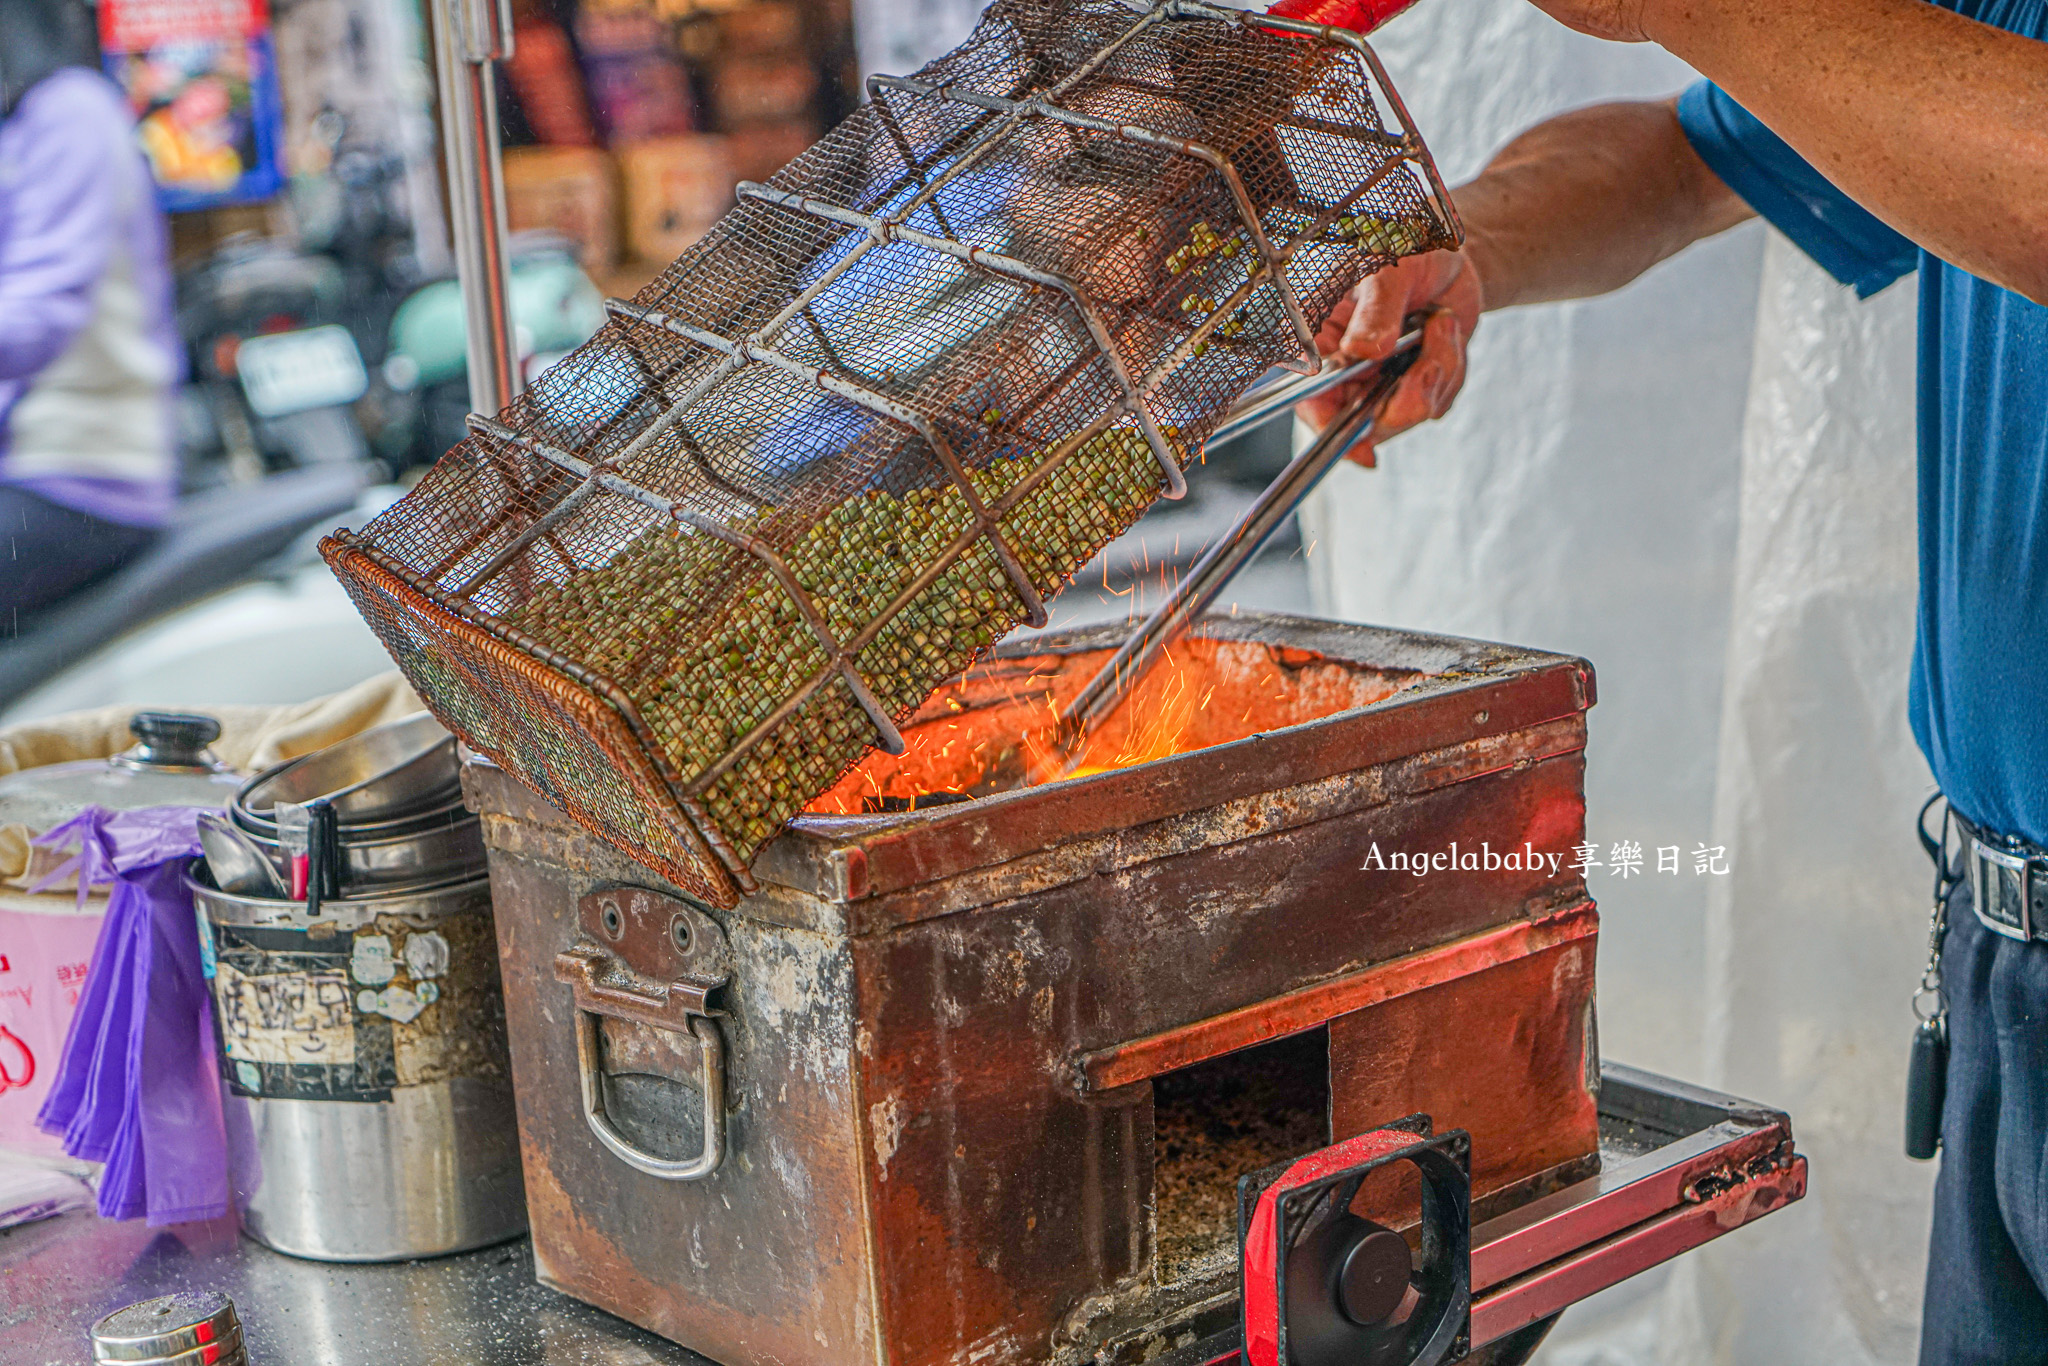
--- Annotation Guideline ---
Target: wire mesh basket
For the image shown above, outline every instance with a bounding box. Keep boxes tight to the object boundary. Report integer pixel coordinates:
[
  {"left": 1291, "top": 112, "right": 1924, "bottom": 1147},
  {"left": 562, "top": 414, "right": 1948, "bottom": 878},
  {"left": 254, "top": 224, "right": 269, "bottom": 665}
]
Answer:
[{"left": 323, "top": 0, "right": 1458, "bottom": 908}]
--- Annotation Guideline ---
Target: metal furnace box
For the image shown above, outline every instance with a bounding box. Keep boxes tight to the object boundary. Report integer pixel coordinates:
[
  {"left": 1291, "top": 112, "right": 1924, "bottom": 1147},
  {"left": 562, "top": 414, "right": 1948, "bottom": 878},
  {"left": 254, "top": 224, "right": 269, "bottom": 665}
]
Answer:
[{"left": 461, "top": 611, "right": 1600, "bottom": 1366}]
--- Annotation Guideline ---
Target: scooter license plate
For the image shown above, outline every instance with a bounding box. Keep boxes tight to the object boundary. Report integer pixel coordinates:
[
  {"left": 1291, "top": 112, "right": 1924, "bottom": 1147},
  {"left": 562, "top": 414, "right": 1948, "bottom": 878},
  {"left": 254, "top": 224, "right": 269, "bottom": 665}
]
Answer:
[{"left": 237, "top": 325, "right": 369, "bottom": 419}]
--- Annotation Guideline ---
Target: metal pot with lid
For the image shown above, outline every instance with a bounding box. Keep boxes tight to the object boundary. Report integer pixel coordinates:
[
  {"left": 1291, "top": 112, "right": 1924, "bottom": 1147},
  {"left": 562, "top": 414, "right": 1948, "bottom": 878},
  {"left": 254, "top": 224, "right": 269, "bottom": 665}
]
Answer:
[{"left": 0, "top": 712, "right": 241, "bottom": 890}]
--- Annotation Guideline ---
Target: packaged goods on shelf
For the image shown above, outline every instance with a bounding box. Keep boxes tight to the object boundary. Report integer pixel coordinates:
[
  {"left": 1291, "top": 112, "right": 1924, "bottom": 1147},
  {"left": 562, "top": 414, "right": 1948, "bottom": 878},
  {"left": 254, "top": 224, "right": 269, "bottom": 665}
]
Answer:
[
  {"left": 707, "top": 53, "right": 818, "bottom": 127},
  {"left": 503, "top": 146, "right": 621, "bottom": 271},
  {"left": 616, "top": 135, "right": 736, "bottom": 263},
  {"left": 715, "top": 1, "right": 806, "bottom": 54},
  {"left": 577, "top": 9, "right": 697, "bottom": 142},
  {"left": 505, "top": 19, "right": 601, "bottom": 147},
  {"left": 721, "top": 119, "right": 815, "bottom": 183}
]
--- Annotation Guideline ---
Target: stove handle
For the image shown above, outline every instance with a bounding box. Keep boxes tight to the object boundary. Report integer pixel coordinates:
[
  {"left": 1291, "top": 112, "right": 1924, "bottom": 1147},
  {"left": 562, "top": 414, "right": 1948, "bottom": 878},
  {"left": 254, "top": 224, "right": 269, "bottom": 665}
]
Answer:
[{"left": 570, "top": 1006, "right": 727, "bottom": 1181}]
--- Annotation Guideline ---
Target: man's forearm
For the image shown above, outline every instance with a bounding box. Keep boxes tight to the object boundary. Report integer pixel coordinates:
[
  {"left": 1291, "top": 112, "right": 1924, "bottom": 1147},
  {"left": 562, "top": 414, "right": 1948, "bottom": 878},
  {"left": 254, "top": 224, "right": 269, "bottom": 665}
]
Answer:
[
  {"left": 1456, "top": 100, "right": 1754, "bottom": 312},
  {"left": 1640, "top": 0, "right": 2048, "bottom": 302}
]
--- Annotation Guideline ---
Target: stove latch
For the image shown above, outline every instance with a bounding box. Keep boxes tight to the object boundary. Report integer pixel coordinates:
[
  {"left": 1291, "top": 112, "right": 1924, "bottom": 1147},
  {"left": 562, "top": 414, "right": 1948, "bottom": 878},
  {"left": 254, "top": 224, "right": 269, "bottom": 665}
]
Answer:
[
  {"left": 1240, "top": 1118, "right": 1472, "bottom": 1366},
  {"left": 553, "top": 886, "right": 732, "bottom": 1180}
]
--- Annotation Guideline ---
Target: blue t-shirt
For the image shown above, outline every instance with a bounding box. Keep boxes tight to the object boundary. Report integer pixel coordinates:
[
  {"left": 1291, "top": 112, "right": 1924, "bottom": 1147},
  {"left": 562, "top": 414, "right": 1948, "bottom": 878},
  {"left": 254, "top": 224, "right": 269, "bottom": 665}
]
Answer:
[{"left": 1675, "top": 0, "right": 2048, "bottom": 847}]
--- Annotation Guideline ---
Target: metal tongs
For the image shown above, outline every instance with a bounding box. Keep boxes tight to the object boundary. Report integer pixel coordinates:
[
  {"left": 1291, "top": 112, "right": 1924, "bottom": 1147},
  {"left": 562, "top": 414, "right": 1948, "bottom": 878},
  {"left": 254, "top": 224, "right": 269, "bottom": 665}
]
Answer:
[{"left": 981, "top": 321, "right": 1426, "bottom": 791}]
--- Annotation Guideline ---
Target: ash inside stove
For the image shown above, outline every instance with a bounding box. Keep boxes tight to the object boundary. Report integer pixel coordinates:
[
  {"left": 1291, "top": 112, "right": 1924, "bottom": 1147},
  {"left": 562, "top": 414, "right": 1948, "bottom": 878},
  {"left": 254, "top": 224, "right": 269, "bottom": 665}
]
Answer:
[{"left": 1151, "top": 1029, "right": 1330, "bottom": 1284}]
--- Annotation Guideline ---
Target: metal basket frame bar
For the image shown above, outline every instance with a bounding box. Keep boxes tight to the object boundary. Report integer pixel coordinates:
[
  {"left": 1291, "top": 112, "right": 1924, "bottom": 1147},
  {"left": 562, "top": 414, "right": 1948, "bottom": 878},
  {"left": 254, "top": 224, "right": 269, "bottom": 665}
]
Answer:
[
  {"left": 466, "top": 413, "right": 910, "bottom": 760},
  {"left": 603, "top": 296, "right": 1053, "bottom": 627},
  {"left": 377, "top": 0, "right": 1462, "bottom": 887},
  {"left": 1124, "top": 147, "right": 1415, "bottom": 395},
  {"left": 691, "top": 404, "right": 1142, "bottom": 796},
  {"left": 424, "top": 462, "right": 580, "bottom": 584},
  {"left": 670, "top": 13, "right": 1439, "bottom": 803},
  {"left": 1223, "top": 3, "right": 1465, "bottom": 244},
  {"left": 336, "top": 536, "right": 761, "bottom": 892},
  {"left": 735, "top": 180, "right": 1191, "bottom": 498},
  {"left": 447, "top": 1, "right": 1177, "bottom": 605},
  {"left": 862, "top": 74, "right": 980, "bottom": 246},
  {"left": 454, "top": 223, "right": 1184, "bottom": 808},
  {"left": 869, "top": 72, "right": 1321, "bottom": 359}
]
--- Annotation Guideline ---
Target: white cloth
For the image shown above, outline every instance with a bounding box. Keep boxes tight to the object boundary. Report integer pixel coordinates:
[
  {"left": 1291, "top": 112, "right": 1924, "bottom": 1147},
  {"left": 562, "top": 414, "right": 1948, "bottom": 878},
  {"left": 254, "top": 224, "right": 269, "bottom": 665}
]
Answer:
[
  {"left": 1300, "top": 0, "right": 1764, "bottom": 1090},
  {"left": 854, "top": 0, "right": 993, "bottom": 77},
  {"left": 0, "top": 671, "right": 425, "bottom": 886},
  {"left": 1297, "top": 5, "right": 1932, "bottom": 1361}
]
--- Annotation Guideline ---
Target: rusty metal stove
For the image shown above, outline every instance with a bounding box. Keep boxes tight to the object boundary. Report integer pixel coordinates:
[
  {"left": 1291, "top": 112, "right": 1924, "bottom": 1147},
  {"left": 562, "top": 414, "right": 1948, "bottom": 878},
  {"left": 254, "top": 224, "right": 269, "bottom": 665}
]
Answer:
[{"left": 463, "top": 610, "right": 1803, "bottom": 1366}]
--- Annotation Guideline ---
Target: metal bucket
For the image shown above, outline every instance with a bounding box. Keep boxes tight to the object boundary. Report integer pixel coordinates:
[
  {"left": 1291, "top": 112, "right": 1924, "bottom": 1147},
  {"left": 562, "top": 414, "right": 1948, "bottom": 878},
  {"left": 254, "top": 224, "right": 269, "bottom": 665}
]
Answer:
[{"left": 191, "top": 871, "right": 526, "bottom": 1261}]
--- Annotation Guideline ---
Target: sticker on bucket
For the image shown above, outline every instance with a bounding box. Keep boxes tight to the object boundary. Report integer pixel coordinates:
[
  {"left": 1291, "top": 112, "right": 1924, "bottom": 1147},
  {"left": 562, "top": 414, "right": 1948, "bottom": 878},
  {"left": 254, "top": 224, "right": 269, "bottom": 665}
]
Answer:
[
  {"left": 357, "top": 983, "right": 434, "bottom": 1024},
  {"left": 208, "top": 921, "right": 398, "bottom": 1101},
  {"left": 215, "top": 959, "right": 355, "bottom": 1066},
  {"left": 350, "top": 934, "right": 396, "bottom": 987}
]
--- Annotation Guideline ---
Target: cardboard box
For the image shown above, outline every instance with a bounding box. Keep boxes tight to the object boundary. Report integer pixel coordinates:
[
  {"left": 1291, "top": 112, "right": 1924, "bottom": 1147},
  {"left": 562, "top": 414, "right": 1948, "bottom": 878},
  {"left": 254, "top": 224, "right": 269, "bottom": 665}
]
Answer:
[
  {"left": 708, "top": 53, "right": 818, "bottom": 127},
  {"left": 0, "top": 893, "right": 107, "bottom": 1159},
  {"left": 504, "top": 146, "right": 621, "bottom": 272},
  {"left": 722, "top": 119, "right": 815, "bottom": 184},
  {"left": 617, "top": 135, "right": 737, "bottom": 263},
  {"left": 717, "top": 1, "right": 805, "bottom": 55}
]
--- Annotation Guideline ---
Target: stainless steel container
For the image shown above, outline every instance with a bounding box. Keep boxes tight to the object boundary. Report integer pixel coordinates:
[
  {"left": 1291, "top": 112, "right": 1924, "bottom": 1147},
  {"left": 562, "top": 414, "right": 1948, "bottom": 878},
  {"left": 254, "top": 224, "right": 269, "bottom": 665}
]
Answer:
[
  {"left": 228, "top": 799, "right": 487, "bottom": 893},
  {"left": 233, "top": 712, "right": 458, "bottom": 825},
  {"left": 192, "top": 872, "right": 525, "bottom": 1262},
  {"left": 0, "top": 712, "right": 241, "bottom": 890},
  {"left": 91, "top": 1290, "right": 246, "bottom": 1365},
  {"left": 223, "top": 713, "right": 483, "bottom": 897}
]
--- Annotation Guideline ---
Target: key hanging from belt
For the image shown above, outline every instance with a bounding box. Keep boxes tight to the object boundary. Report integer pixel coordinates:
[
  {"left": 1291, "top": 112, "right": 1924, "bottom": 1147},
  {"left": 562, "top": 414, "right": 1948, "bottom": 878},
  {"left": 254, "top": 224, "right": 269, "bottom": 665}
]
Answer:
[{"left": 1905, "top": 793, "right": 1959, "bottom": 1161}]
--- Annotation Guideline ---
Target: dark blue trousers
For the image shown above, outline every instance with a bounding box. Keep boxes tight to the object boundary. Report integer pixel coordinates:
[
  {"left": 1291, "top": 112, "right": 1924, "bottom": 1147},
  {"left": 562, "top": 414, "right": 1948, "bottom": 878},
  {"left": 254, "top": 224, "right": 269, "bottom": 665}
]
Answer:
[
  {"left": 1920, "top": 881, "right": 2048, "bottom": 1364},
  {"left": 0, "top": 485, "right": 155, "bottom": 632}
]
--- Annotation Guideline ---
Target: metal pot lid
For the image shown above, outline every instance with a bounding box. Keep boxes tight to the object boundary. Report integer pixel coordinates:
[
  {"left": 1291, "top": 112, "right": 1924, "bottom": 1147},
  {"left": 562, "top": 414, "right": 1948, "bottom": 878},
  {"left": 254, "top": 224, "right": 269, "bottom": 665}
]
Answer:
[
  {"left": 0, "top": 712, "right": 240, "bottom": 837},
  {"left": 90, "top": 1290, "right": 239, "bottom": 1361}
]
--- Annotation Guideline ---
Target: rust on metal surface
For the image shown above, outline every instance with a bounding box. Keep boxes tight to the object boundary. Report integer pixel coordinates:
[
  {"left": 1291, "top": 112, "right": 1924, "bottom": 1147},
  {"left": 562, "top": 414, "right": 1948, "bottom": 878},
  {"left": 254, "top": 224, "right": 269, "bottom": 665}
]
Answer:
[
  {"left": 1080, "top": 902, "right": 1597, "bottom": 1093},
  {"left": 1467, "top": 1151, "right": 1808, "bottom": 1345},
  {"left": 1327, "top": 918, "right": 1601, "bottom": 1227}
]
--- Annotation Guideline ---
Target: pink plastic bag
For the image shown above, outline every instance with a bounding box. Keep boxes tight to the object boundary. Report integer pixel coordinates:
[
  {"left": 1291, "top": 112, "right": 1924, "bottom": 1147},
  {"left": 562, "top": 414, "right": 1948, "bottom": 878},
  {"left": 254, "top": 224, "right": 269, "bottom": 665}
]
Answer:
[{"left": 0, "top": 895, "right": 104, "bottom": 1157}]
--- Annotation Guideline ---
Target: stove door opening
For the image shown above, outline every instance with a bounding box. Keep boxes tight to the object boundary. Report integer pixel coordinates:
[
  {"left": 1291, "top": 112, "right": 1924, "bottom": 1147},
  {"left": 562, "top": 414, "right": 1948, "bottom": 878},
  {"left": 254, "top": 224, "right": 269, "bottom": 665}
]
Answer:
[{"left": 1151, "top": 1027, "right": 1332, "bottom": 1286}]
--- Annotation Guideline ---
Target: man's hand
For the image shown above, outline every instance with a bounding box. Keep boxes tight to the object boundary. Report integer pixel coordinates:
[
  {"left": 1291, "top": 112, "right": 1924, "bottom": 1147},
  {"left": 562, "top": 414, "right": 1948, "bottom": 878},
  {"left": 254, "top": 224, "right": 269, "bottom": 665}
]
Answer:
[{"left": 1298, "top": 249, "right": 1482, "bottom": 465}]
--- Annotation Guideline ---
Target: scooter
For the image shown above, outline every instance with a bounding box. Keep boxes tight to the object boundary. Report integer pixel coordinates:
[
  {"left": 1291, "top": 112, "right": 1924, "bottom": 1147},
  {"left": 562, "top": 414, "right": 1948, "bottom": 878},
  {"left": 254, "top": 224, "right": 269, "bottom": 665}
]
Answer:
[
  {"left": 374, "top": 232, "right": 607, "bottom": 471},
  {"left": 175, "top": 235, "right": 373, "bottom": 486}
]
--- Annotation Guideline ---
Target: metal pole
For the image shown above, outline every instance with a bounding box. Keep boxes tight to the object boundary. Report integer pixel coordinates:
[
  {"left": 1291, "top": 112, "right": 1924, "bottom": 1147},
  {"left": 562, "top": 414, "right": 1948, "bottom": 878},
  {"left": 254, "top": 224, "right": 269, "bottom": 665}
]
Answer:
[{"left": 428, "top": 0, "right": 522, "bottom": 415}]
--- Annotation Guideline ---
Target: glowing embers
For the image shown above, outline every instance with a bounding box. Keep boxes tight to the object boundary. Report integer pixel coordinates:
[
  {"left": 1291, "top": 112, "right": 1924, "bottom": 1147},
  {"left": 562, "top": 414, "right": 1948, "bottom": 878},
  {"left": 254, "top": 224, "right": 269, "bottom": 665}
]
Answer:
[{"left": 805, "top": 634, "right": 1422, "bottom": 814}]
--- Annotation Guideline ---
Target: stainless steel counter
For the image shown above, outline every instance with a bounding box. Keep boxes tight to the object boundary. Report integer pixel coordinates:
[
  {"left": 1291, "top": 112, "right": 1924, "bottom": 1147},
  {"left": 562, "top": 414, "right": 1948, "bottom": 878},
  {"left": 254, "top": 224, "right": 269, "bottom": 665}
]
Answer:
[
  {"left": 0, "top": 1066, "right": 1801, "bottom": 1365},
  {"left": 0, "top": 1213, "right": 701, "bottom": 1365}
]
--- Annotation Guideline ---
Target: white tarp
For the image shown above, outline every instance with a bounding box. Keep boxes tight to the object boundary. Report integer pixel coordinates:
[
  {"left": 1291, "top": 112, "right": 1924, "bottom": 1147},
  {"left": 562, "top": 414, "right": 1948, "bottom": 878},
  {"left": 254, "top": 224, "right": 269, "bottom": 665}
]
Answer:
[
  {"left": 845, "top": 0, "right": 1937, "bottom": 1353},
  {"left": 1300, "top": 0, "right": 1765, "bottom": 1092},
  {"left": 1296, "top": 4, "right": 1934, "bottom": 1361},
  {"left": 853, "top": 0, "right": 994, "bottom": 78}
]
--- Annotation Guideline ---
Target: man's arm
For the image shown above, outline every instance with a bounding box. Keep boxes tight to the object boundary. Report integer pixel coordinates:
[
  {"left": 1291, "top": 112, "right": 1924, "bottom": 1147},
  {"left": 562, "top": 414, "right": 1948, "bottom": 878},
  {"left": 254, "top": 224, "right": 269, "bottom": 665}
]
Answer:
[
  {"left": 1303, "top": 99, "right": 1751, "bottom": 443},
  {"left": 1536, "top": 0, "right": 2048, "bottom": 304}
]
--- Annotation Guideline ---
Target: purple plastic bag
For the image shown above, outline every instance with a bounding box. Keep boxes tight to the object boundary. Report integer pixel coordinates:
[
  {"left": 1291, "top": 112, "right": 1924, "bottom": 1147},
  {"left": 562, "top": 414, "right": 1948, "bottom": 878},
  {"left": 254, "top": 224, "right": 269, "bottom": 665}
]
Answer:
[{"left": 33, "top": 806, "right": 251, "bottom": 1226}]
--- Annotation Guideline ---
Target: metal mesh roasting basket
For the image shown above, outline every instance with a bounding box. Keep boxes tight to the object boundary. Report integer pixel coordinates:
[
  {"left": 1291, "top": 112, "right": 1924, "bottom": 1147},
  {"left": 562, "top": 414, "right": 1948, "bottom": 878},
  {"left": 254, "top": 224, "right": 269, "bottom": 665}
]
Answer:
[{"left": 322, "top": 0, "right": 1458, "bottom": 908}]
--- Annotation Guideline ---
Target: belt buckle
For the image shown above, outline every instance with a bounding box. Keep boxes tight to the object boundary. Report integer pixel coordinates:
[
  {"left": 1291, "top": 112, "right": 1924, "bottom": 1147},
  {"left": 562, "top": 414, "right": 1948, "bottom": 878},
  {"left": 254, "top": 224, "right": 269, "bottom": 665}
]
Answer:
[{"left": 1972, "top": 839, "right": 2036, "bottom": 941}]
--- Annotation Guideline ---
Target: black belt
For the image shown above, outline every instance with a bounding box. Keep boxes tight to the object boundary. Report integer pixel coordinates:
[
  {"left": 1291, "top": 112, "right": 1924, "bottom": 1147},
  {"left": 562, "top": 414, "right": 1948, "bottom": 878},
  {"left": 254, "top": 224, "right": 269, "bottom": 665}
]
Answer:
[{"left": 1955, "top": 812, "right": 2048, "bottom": 942}]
